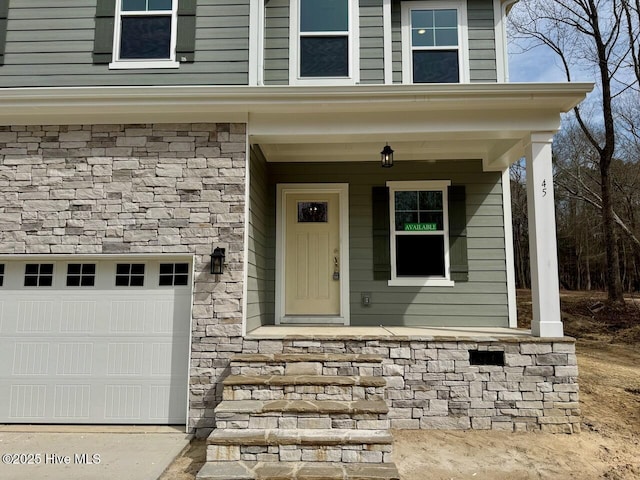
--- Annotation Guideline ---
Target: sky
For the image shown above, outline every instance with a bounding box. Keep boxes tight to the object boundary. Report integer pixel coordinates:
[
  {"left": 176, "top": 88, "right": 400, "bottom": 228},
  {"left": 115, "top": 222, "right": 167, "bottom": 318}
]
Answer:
[{"left": 508, "top": 46, "right": 571, "bottom": 82}]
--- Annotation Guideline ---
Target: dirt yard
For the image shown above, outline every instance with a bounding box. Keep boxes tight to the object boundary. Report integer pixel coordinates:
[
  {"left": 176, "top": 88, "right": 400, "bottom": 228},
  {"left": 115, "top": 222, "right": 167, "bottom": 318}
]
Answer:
[{"left": 160, "top": 290, "right": 640, "bottom": 480}]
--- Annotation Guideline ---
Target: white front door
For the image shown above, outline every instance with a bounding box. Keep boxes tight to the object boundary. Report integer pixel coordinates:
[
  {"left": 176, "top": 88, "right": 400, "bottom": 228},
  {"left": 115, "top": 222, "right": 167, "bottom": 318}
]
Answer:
[{"left": 276, "top": 184, "right": 349, "bottom": 324}]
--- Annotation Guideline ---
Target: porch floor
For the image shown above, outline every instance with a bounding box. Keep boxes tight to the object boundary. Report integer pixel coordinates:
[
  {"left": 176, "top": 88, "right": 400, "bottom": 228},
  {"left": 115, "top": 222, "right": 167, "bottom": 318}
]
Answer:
[{"left": 246, "top": 326, "right": 570, "bottom": 342}]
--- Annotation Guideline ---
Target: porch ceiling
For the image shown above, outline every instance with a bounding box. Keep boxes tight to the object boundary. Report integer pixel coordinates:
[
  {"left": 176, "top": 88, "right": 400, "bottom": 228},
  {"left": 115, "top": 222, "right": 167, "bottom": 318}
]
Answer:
[{"left": 0, "top": 83, "right": 592, "bottom": 170}]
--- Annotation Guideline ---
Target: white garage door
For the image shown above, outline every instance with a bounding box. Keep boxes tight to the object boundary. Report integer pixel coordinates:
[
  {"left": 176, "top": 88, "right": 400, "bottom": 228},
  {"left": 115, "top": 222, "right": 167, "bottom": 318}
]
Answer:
[{"left": 0, "top": 257, "right": 192, "bottom": 424}]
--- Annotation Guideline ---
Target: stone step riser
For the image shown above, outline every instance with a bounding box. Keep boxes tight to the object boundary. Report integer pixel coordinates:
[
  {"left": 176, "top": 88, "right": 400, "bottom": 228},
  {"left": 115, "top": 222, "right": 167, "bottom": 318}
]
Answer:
[
  {"left": 223, "top": 385, "right": 385, "bottom": 402},
  {"left": 215, "top": 413, "right": 389, "bottom": 430},
  {"left": 207, "top": 444, "right": 393, "bottom": 464},
  {"left": 230, "top": 361, "right": 382, "bottom": 378}
]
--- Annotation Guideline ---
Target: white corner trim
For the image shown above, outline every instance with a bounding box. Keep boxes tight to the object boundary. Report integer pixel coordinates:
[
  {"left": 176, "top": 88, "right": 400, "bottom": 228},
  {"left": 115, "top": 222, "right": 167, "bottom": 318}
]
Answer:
[
  {"left": 242, "top": 142, "right": 251, "bottom": 337},
  {"left": 501, "top": 168, "right": 518, "bottom": 328},
  {"left": 383, "top": 0, "right": 393, "bottom": 84},
  {"left": 249, "top": 0, "right": 262, "bottom": 85}
]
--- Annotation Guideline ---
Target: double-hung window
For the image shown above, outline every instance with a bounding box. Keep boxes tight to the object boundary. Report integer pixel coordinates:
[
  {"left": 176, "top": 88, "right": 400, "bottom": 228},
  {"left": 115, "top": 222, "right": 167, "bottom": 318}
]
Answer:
[
  {"left": 291, "top": 0, "right": 357, "bottom": 84},
  {"left": 401, "top": 1, "right": 468, "bottom": 83},
  {"left": 387, "top": 181, "right": 454, "bottom": 286},
  {"left": 110, "top": 0, "right": 178, "bottom": 69}
]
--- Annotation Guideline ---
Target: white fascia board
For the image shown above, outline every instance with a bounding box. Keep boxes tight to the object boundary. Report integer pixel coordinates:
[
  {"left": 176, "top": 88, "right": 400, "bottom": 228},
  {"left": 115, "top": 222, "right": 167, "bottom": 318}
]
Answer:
[{"left": 0, "top": 83, "right": 593, "bottom": 125}]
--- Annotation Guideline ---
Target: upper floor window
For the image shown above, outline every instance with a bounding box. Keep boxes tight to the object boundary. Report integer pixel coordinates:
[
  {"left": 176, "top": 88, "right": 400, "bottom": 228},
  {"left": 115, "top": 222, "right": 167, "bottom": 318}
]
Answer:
[
  {"left": 111, "top": 0, "right": 178, "bottom": 68},
  {"left": 290, "top": 0, "right": 358, "bottom": 84},
  {"left": 401, "top": 1, "right": 468, "bottom": 83},
  {"left": 93, "top": 0, "right": 196, "bottom": 68}
]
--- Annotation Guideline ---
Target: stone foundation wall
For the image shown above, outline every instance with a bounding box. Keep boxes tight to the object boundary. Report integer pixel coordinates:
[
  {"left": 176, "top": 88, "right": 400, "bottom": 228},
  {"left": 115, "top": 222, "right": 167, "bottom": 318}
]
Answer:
[
  {"left": 240, "top": 337, "right": 580, "bottom": 433},
  {"left": 0, "top": 123, "right": 247, "bottom": 431}
]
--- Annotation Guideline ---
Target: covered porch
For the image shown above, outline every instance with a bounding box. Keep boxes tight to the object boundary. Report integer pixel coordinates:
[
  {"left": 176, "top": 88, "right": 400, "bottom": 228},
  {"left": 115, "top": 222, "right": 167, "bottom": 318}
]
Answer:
[{"left": 245, "top": 83, "right": 593, "bottom": 338}]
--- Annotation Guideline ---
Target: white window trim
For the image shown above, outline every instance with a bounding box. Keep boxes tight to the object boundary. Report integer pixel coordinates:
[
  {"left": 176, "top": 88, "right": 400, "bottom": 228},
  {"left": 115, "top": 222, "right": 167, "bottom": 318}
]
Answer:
[
  {"left": 109, "top": 0, "right": 180, "bottom": 70},
  {"left": 387, "top": 180, "right": 455, "bottom": 287},
  {"left": 401, "top": 0, "right": 469, "bottom": 84},
  {"left": 289, "top": 0, "right": 360, "bottom": 85}
]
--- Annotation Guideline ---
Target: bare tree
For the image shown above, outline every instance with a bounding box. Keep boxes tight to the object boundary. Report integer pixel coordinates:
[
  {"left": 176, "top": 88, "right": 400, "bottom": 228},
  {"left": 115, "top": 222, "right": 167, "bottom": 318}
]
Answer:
[{"left": 510, "top": 0, "right": 640, "bottom": 303}]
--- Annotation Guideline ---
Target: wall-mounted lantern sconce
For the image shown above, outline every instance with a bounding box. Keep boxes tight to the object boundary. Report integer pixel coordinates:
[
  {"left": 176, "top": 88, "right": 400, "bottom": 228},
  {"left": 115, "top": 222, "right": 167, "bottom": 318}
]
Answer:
[
  {"left": 210, "top": 247, "right": 226, "bottom": 275},
  {"left": 381, "top": 143, "right": 394, "bottom": 168}
]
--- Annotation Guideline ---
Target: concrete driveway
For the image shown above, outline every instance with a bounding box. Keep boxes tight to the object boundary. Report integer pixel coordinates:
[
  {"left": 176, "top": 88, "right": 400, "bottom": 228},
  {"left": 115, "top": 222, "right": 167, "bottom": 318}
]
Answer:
[{"left": 0, "top": 425, "right": 191, "bottom": 480}]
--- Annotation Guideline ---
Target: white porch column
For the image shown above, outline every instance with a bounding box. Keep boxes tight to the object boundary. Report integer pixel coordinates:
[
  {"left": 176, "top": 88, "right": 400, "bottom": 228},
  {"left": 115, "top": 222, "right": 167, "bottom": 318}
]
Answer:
[{"left": 525, "top": 132, "right": 564, "bottom": 337}]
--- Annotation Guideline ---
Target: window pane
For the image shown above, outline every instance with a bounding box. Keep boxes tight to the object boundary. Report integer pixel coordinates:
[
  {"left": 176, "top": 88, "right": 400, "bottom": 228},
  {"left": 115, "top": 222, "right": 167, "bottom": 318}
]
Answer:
[
  {"left": 159, "top": 275, "right": 173, "bottom": 286},
  {"left": 122, "top": 0, "right": 146, "bottom": 11},
  {"left": 412, "top": 28, "right": 434, "bottom": 47},
  {"left": 160, "top": 263, "right": 173, "bottom": 274},
  {"left": 419, "top": 212, "right": 444, "bottom": 230},
  {"left": 395, "top": 235, "right": 445, "bottom": 277},
  {"left": 435, "top": 28, "right": 458, "bottom": 46},
  {"left": 395, "top": 191, "right": 418, "bottom": 211},
  {"left": 131, "top": 264, "right": 145, "bottom": 275},
  {"left": 419, "top": 191, "right": 442, "bottom": 210},
  {"left": 300, "top": 0, "right": 348, "bottom": 32},
  {"left": 83, "top": 264, "right": 96, "bottom": 275},
  {"left": 80, "top": 276, "right": 95, "bottom": 287},
  {"left": 411, "top": 10, "right": 434, "bottom": 29},
  {"left": 174, "top": 275, "right": 189, "bottom": 286},
  {"left": 67, "top": 276, "right": 81, "bottom": 287},
  {"left": 395, "top": 211, "right": 418, "bottom": 231},
  {"left": 413, "top": 50, "right": 459, "bottom": 83},
  {"left": 300, "top": 36, "right": 349, "bottom": 77},
  {"left": 175, "top": 263, "right": 188, "bottom": 274},
  {"left": 120, "top": 16, "right": 172, "bottom": 59},
  {"left": 40, "top": 264, "right": 54, "bottom": 275},
  {"left": 130, "top": 276, "right": 144, "bottom": 287},
  {"left": 25, "top": 264, "right": 38, "bottom": 275},
  {"left": 149, "top": 0, "right": 172, "bottom": 10},
  {"left": 24, "top": 276, "right": 38, "bottom": 287},
  {"left": 68, "top": 264, "right": 81, "bottom": 275},
  {"left": 298, "top": 202, "right": 328, "bottom": 222},
  {"left": 116, "top": 264, "right": 130, "bottom": 275},
  {"left": 115, "top": 276, "right": 129, "bottom": 286},
  {"left": 39, "top": 276, "right": 53, "bottom": 287},
  {"left": 434, "top": 9, "right": 457, "bottom": 28}
]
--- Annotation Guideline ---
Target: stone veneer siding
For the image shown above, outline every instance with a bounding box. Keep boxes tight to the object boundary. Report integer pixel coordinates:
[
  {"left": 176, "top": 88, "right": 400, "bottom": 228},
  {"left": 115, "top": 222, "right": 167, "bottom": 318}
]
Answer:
[
  {"left": 0, "top": 123, "right": 247, "bottom": 431},
  {"left": 239, "top": 337, "right": 580, "bottom": 433}
]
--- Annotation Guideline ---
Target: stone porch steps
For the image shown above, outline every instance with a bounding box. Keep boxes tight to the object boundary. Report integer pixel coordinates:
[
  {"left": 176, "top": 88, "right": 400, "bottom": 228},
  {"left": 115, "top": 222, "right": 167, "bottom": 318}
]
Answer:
[
  {"left": 197, "top": 353, "right": 398, "bottom": 480},
  {"left": 198, "top": 461, "right": 401, "bottom": 480}
]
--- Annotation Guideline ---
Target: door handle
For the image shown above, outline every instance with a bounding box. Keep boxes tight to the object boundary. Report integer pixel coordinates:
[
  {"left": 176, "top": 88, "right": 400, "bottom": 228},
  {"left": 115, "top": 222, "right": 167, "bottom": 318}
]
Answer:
[{"left": 333, "top": 256, "right": 340, "bottom": 280}]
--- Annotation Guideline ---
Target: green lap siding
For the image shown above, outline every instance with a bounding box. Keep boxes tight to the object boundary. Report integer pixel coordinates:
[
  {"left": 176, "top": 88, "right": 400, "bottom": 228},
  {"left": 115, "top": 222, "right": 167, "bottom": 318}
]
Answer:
[
  {"left": 246, "top": 147, "right": 276, "bottom": 330},
  {"left": 467, "top": 0, "right": 497, "bottom": 82},
  {"left": 359, "top": 0, "right": 384, "bottom": 84},
  {"left": 256, "top": 159, "right": 508, "bottom": 328},
  {"left": 263, "top": 0, "right": 289, "bottom": 85},
  {"left": 0, "top": 0, "right": 249, "bottom": 87}
]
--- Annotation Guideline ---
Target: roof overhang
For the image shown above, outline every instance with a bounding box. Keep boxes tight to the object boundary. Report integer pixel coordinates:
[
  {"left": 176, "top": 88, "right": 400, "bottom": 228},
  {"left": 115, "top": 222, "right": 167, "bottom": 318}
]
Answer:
[{"left": 0, "top": 82, "right": 592, "bottom": 170}]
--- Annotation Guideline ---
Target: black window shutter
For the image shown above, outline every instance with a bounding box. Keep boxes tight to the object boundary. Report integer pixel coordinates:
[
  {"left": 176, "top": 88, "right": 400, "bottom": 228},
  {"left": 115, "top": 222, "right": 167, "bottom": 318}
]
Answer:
[
  {"left": 448, "top": 185, "right": 468, "bottom": 282},
  {"left": 93, "top": 0, "right": 116, "bottom": 64},
  {"left": 176, "top": 0, "right": 197, "bottom": 63},
  {"left": 372, "top": 186, "right": 391, "bottom": 281},
  {"left": 0, "top": 0, "right": 9, "bottom": 66}
]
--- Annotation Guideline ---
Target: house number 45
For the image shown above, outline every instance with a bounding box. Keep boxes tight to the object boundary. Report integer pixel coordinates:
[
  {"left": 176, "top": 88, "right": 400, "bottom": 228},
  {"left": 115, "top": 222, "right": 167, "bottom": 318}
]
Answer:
[{"left": 542, "top": 180, "right": 547, "bottom": 197}]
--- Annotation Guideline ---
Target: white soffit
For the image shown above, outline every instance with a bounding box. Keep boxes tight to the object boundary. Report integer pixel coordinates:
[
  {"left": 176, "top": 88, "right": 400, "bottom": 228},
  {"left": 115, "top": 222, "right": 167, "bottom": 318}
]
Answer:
[{"left": 0, "top": 83, "right": 592, "bottom": 167}]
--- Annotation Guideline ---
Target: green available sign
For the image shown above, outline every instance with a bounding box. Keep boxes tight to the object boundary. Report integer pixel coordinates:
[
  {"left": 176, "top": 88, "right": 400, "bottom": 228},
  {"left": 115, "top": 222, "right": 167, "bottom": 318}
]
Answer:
[{"left": 404, "top": 223, "right": 437, "bottom": 231}]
